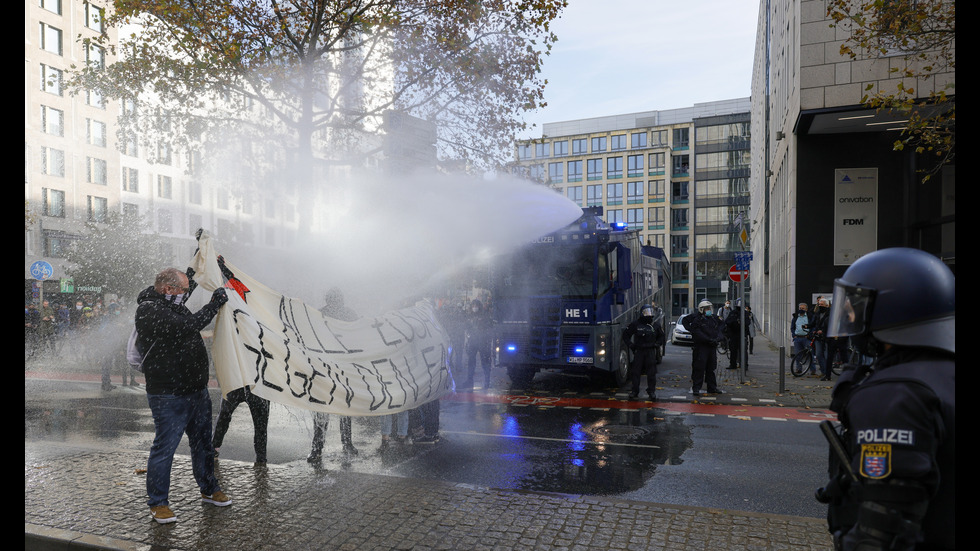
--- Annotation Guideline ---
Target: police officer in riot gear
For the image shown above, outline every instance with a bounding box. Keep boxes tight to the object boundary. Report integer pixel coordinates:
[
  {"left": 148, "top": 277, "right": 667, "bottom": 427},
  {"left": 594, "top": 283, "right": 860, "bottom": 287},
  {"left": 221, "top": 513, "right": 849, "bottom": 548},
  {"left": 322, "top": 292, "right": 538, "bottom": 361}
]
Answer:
[
  {"left": 686, "top": 299, "right": 725, "bottom": 396},
  {"left": 622, "top": 304, "right": 665, "bottom": 401},
  {"left": 818, "top": 248, "right": 954, "bottom": 551}
]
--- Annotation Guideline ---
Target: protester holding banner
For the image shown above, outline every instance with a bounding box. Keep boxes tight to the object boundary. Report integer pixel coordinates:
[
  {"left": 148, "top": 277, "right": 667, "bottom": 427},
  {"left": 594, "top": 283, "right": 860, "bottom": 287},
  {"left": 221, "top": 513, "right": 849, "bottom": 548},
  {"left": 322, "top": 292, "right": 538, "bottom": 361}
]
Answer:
[
  {"left": 136, "top": 267, "right": 231, "bottom": 524},
  {"left": 308, "top": 287, "right": 360, "bottom": 463}
]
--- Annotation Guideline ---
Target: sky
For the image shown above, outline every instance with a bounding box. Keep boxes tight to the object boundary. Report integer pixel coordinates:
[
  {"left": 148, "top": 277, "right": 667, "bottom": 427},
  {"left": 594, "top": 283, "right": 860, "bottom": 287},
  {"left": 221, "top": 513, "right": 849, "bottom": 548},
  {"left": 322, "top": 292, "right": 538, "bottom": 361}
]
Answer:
[{"left": 515, "top": 0, "right": 760, "bottom": 140}]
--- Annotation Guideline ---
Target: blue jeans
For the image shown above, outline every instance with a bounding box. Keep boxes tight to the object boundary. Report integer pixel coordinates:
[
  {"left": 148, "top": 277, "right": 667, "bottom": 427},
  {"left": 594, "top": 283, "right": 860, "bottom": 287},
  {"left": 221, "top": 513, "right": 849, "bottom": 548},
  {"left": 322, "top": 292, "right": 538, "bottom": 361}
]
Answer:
[
  {"left": 814, "top": 339, "right": 828, "bottom": 375},
  {"left": 146, "top": 389, "right": 221, "bottom": 507},
  {"left": 381, "top": 411, "right": 409, "bottom": 438}
]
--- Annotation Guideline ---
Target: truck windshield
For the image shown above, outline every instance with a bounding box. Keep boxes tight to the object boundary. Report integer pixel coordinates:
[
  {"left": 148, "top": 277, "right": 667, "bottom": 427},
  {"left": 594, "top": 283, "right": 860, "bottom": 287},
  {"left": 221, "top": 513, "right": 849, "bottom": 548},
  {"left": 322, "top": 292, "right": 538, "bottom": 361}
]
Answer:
[{"left": 493, "top": 243, "right": 606, "bottom": 299}]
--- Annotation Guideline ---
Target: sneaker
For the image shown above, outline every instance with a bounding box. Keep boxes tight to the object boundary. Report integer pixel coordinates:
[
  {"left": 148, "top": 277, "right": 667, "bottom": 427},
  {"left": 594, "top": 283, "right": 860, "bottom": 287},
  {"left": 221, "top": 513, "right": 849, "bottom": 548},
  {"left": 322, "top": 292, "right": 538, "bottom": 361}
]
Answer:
[
  {"left": 150, "top": 505, "right": 177, "bottom": 524},
  {"left": 306, "top": 450, "right": 322, "bottom": 463},
  {"left": 691, "top": 389, "right": 705, "bottom": 395},
  {"left": 414, "top": 435, "right": 438, "bottom": 444},
  {"left": 646, "top": 393, "right": 656, "bottom": 401},
  {"left": 706, "top": 388, "right": 725, "bottom": 394},
  {"left": 201, "top": 490, "right": 232, "bottom": 507},
  {"left": 627, "top": 393, "right": 639, "bottom": 401}
]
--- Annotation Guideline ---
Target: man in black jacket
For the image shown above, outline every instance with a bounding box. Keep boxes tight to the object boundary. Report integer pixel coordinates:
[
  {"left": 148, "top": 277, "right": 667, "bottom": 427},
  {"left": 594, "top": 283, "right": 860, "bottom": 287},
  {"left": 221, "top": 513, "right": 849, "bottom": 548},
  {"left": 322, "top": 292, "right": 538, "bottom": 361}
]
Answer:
[
  {"left": 686, "top": 299, "right": 725, "bottom": 396},
  {"left": 622, "top": 304, "right": 665, "bottom": 401},
  {"left": 136, "top": 267, "right": 231, "bottom": 524}
]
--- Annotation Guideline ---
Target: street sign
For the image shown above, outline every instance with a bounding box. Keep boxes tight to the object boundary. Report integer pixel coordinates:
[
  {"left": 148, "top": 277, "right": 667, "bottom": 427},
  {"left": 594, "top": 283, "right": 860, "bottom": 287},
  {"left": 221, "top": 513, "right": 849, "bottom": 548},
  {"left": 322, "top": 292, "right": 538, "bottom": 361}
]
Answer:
[
  {"left": 729, "top": 265, "right": 747, "bottom": 282},
  {"left": 734, "top": 251, "right": 753, "bottom": 270},
  {"left": 30, "top": 260, "right": 54, "bottom": 281}
]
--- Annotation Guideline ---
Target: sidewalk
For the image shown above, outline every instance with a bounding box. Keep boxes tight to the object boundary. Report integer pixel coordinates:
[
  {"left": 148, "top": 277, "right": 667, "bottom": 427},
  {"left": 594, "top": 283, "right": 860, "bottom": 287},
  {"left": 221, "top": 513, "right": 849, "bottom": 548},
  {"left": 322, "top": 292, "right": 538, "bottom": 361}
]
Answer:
[{"left": 25, "top": 335, "right": 836, "bottom": 551}]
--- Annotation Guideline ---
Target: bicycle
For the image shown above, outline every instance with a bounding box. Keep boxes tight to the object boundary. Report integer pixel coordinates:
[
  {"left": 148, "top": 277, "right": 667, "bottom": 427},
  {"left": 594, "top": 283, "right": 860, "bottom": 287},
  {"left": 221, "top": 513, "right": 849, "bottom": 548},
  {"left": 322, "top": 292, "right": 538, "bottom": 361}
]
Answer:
[
  {"left": 790, "top": 332, "right": 817, "bottom": 377},
  {"left": 791, "top": 332, "right": 843, "bottom": 377}
]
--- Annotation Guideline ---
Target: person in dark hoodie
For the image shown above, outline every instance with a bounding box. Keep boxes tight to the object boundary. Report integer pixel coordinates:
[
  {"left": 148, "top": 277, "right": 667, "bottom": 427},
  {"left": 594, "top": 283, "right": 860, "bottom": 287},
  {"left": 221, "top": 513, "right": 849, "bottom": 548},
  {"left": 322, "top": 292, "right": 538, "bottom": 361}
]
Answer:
[
  {"left": 135, "top": 267, "right": 230, "bottom": 524},
  {"left": 621, "top": 304, "right": 666, "bottom": 401}
]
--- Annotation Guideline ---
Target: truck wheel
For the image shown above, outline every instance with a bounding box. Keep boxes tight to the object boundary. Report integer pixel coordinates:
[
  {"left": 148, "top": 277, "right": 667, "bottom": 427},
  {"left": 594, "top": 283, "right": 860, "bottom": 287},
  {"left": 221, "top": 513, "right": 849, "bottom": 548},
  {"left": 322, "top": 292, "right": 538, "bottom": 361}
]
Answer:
[
  {"left": 614, "top": 349, "right": 630, "bottom": 386},
  {"left": 507, "top": 366, "right": 535, "bottom": 388}
]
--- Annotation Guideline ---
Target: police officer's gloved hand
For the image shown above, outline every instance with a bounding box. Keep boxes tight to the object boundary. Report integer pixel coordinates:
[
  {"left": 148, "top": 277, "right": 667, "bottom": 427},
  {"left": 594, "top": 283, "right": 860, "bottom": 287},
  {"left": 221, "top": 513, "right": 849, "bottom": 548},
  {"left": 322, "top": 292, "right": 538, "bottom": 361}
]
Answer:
[{"left": 210, "top": 287, "right": 228, "bottom": 307}]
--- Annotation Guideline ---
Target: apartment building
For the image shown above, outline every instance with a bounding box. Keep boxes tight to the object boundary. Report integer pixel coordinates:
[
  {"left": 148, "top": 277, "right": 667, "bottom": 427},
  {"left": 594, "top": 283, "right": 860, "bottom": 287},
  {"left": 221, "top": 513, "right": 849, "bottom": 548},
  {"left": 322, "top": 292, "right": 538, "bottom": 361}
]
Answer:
[
  {"left": 750, "top": 0, "right": 954, "bottom": 349},
  {"left": 513, "top": 98, "right": 751, "bottom": 317},
  {"left": 25, "top": 0, "right": 330, "bottom": 306}
]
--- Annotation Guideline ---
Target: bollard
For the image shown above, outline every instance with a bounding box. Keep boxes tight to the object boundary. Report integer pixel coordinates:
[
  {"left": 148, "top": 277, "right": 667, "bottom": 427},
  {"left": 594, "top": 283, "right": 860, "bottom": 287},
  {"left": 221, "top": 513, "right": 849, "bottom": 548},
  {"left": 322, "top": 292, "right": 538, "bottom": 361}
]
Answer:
[{"left": 779, "top": 346, "right": 785, "bottom": 393}]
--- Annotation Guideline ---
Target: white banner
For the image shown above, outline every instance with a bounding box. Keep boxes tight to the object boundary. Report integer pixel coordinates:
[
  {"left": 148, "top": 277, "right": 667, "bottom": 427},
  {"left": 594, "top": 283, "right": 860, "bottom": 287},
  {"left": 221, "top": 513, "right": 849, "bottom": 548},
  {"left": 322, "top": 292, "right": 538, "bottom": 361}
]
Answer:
[
  {"left": 834, "top": 168, "right": 878, "bottom": 265},
  {"left": 189, "top": 232, "right": 454, "bottom": 415}
]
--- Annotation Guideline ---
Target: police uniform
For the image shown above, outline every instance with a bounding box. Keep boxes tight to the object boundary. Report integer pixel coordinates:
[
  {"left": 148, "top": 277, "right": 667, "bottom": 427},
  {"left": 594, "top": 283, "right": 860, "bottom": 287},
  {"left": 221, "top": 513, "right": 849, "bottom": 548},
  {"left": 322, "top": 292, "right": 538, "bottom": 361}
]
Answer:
[
  {"left": 826, "top": 350, "right": 955, "bottom": 550},
  {"left": 622, "top": 312, "right": 664, "bottom": 399},
  {"left": 820, "top": 248, "right": 955, "bottom": 551},
  {"left": 686, "top": 311, "right": 723, "bottom": 394}
]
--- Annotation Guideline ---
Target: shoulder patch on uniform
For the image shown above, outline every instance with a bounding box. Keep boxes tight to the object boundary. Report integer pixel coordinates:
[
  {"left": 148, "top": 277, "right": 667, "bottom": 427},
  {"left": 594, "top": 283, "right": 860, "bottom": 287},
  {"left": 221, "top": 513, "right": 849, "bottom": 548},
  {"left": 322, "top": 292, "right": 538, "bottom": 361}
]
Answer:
[{"left": 859, "top": 443, "right": 892, "bottom": 479}]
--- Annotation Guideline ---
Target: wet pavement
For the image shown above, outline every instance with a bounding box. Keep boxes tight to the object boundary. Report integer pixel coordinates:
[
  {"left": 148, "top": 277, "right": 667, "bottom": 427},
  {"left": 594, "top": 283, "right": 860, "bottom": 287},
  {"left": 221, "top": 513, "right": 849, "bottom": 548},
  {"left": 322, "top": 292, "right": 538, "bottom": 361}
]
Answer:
[{"left": 25, "top": 335, "right": 836, "bottom": 550}]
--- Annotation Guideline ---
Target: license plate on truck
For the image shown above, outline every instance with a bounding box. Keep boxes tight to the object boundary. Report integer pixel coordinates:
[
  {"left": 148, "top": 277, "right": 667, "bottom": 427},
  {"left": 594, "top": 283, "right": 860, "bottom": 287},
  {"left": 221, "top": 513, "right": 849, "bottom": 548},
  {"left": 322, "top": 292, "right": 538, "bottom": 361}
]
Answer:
[{"left": 566, "top": 356, "right": 594, "bottom": 364}]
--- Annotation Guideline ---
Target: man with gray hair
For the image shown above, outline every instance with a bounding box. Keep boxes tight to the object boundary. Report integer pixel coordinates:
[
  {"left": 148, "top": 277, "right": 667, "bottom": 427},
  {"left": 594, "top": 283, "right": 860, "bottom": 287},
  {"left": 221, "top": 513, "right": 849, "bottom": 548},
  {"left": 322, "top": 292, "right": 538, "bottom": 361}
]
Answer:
[{"left": 136, "top": 267, "right": 231, "bottom": 524}]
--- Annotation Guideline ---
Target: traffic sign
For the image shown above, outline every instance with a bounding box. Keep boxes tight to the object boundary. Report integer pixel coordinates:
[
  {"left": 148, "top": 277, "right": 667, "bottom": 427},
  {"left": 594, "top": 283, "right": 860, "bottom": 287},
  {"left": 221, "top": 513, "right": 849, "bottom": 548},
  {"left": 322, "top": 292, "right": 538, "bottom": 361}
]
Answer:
[
  {"left": 30, "top": 260, "right": 54, "bottom": 281},
  {"left": 729, "top": 265, "right": 747, "bottom": 283}
]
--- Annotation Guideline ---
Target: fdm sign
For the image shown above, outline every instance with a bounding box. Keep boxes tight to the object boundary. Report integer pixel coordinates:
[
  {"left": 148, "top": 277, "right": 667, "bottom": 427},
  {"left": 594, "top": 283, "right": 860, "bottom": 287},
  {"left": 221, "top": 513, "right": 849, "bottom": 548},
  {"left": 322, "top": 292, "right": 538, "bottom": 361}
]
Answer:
[{"left": 834, "top": 168, "right": 878, "bottom": 265}]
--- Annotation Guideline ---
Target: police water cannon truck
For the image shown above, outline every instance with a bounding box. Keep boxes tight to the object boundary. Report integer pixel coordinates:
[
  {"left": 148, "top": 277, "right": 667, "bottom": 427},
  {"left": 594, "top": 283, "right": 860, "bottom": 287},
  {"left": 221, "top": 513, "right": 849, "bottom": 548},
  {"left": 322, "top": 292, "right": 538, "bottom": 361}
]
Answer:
[{"left": 491, "top": 206, "right": 671, "bottom": 387}]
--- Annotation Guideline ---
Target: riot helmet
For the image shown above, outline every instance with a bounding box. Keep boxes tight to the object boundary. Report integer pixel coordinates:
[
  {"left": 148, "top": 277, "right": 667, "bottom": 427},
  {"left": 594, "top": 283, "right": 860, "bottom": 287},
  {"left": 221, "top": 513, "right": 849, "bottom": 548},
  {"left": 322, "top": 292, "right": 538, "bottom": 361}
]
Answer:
[
  {"left": 827, "top": 248, "right": 954, "bottom": 355},
  {"left": 697, "top": 299, "right": 713, "bottom": 315},
  {"left": 640, "top": 304, "right": 654, "bottom": 317}
]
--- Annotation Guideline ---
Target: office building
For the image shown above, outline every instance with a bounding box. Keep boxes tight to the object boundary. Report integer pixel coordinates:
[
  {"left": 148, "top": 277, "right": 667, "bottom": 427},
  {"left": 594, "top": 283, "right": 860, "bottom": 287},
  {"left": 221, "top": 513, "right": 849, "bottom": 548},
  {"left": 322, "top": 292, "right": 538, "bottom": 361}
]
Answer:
[{"left": 512, "top": 98, "right": 752, "bottom": 317}]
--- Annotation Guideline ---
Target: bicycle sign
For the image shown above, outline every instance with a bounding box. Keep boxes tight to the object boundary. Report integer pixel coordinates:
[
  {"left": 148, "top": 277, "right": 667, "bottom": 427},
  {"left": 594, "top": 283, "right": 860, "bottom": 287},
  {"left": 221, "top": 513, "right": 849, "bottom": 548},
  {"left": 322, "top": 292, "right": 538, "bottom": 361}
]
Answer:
[{"left": 30, "top": 260, "right": 54, "bottom": 281}]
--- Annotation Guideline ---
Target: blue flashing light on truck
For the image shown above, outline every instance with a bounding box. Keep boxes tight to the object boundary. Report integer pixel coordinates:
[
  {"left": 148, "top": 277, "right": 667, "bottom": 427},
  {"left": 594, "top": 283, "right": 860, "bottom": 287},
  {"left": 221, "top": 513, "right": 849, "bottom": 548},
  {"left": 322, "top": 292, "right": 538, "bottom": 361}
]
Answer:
[{"left": 491, "top": 206, "right": 671, "bottom": 387}]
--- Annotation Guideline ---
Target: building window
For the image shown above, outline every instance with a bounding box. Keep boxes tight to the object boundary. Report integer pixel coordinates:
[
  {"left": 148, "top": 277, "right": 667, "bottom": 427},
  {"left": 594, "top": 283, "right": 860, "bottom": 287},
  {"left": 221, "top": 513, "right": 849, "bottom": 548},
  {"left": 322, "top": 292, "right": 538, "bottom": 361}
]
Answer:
[
  {"left": 648, "top": 179, "right": 666, "bottom": 202},
  {"left": 627, "top": 181, "right": 644, "bottom": 203},
  {"left": 606, "top": 157, "right": 622, "bottom": 179},
  {"left": 627, "top": 154, "right": 643, "bottom": 177},
  {"left": 40, "top": 0, "right": 62, "bottom": 15},
  {"left": 157, "top": 142, "right": 172, "bottom": 165},
  {"left": 87, "top": 119, "right": 107, "bottom": 147},
  {"left": 41, "top": 147, "right": 65, "bottom": 177},
  {"left": 566, "top": 186, "right": 582, "bottom": 206},
  {"left": 673, "top": 128, "right": 690, "bottom": 149},
  {"left": 123, "top": 202, "right": 139, "bottom": 219},
  {"left": 158, "top": 209, "right": 173, "bottom": 233},
  {"left": 606, "top": 209, "right": 623, "bottom": 225},
  {"left": 529, "top": 164, "right": 545, "bottom": 182},
  {"left": 122, "top": 167, "right": 139, "bottom": 192},
  {"left": 42, "top": 188, "right": 66, "bottom": 217},
  {"left": 586, "top": 184, "right": 602, "bottom": 206},
  {"left": 631, "top": 132, "right": 647, "bottom": 148},
  {"left": 651, "top": 130, "right": 668, "bottom": 147},
  {"left": 157, "top": 175, "right": 172, "bottom": 199},
  {"left": 627, "top": 208, "right": 643, "bottom": 229},
  {"left": 671, "top": 208, "right": 690, "bottom": 229},
  {"left": 85, "top": 43, "right": 105, "bottom": 69},
  {"left": 41, "top": 105, "right": 64, "bottom": 136},
  {"left": 87, "top": 157, "right": 107, "bottom": 185},
  {"left": 535, "top": 142, "right": 549, "bottom": 158},
  {"left": 548, "top": 162, "right": 563, "bottom": 183},
  {"left": 607, "top": 183, "right": 623, "bottom": 205},
  {"left": 572, "top": 138, "right": 587, "bottom": 155},
  {"left": 591, "top": 136, "right": 606, "bottom": 153},
  {"left": 587, "top": 159, "right": 602, "bottom": 180},
  {"left": 40, "top": 64, "right": 63, "bottom": 96},
  {"left": 672, "top": 154, "right": 690, "bottom": 176},
  {"left": 189, "top": 213, "right": 203, "bottom": 234},
  {"left": 649, "top": 152, "right": 666, "bottom": 174},
  {"left": 567, "top": 160, "right": 582, "bottom": 181},
  {"left": 672, "top": 181, "right": 689, "bottom": 202},
  {"left": 611, "top": 134, "right": 626, "bottom": 151},
  {"left": 517, "top": 144, "right": 531, "bottom": 160},
  {"left": 88, "top": 195, "right": 108, "bottom": 222},
  {"left": 648, "top": 206, "right": 665, "bottom": 227},
  {"left": 553, "top": 140, "right": 568, "bottom": 157},
  {"left": 188, "top": 181, "right": 202, "bottom": 204},
  {"left": 84, "top": 2, "right": 104, "bottom": 32},
  {"left": 87, "top": 89, "right": 105, "bottom": 109},
  {"left": 39, "top": 23, "right": 63, "bottom": 56},
  {"left": 671, "top": 235, "right": 689, "bottom": 257},
  {"left": 44, "top": 235, "right": 67, "bottom": 258}
]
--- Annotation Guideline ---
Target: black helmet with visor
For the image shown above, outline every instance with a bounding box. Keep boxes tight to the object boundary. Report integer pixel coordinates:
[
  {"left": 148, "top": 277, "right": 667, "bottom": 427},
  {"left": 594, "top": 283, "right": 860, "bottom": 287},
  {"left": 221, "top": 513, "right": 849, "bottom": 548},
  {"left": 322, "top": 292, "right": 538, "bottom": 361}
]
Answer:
[{"left": 827, "top": 248, "right": 954, "bottom": 355}]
